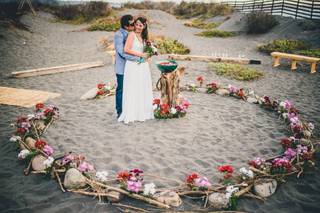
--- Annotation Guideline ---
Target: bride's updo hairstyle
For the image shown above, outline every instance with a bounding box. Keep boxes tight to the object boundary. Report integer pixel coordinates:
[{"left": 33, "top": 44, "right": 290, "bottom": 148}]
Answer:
[{"left": 135, "top": 17, "right": 148, "bottom": 42}]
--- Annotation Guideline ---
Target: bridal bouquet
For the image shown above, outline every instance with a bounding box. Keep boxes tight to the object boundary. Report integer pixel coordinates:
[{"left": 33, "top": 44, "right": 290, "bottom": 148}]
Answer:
[
  {"left": 144, "top": 40, "right": 158, "bottom": 58},
  {"left": 95, "top": 82, "right": 115, "bottom": 99},
  {"left": 152, "top": 98, "right": 190, "bottom": 119}
]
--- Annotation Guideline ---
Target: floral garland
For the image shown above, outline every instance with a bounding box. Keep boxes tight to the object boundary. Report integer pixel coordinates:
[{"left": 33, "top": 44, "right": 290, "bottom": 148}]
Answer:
[
  {"left": 8, "top": 76, "right": 318, "bottom": 211},
  {"left": 95, "top": 82, "right": 115, "bottom": 99},
  {"left": 153, "top": 97, "right": 190, "bottom": 119}
]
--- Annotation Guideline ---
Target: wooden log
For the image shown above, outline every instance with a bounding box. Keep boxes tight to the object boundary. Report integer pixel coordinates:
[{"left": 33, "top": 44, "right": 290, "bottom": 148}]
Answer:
[
  {"left": 167, "top": 54, "right": 260, "bottom": 65},
  {"left": 11, "top": 61, "right": 105, "bottom": 78}
]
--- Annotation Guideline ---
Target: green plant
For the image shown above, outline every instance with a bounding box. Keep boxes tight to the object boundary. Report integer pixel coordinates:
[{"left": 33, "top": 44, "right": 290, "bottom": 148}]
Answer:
[
  {"left": 156, "top": 37, "right": 190, "bottom": 55},
  {"left": 246, "top": 11, "right": 278, "bottom": 34},
  {"left": 296, "top": 49, "right": 320, "bottom": 58},
  {"left": 258, "top": 39, "right": 310, "bottom": 54},
  {"left": 184, "top": 18, "right": 219, "bottom": 29},
  {"left": 196, "top": 29, "right": 235, "bottom": 38},
  {"left": 88, "top": 18, "right": 120, "bottom": 31},
  {"left": 208, "top": 62, "right": 263, "bottom": 81}
]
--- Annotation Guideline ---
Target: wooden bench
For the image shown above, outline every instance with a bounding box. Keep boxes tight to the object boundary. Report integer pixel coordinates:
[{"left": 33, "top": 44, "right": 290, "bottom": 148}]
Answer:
[{"left": 271, "top": 52, "right": 319, "bottom": 73}]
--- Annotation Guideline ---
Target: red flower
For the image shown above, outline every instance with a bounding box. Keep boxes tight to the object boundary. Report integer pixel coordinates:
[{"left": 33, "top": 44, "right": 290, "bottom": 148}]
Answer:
[
  {"left": 117, "top": 171, "right": 131, "bottom": 182},
  {"left": 153, "top": 99, "right": 161, "bottom": 105},
  {"left": 237, "top": 88, "right": 245, "bottom": 99},
  {"left": 43, "top": 108, "right": 52, "bottom": 115},
  {"left": 97, "top": 90, "right": 105, "bottom": 96},
  {"left": 186, "top": 173, "right": 199, "bottom": 184},
  {"left": 280, "top": 138, "right": 293, "bottom": 149},
  {"left": 218, "top": 165, "right": 234, "bottom": 174},
  {"left": 17, "top": 128, "right": 26, "bottom": 134},
  {"left": 223, "top": 173, "right": 233, "bottom": 179},
  {"left": 97, "top": 83, "right": 106, "bottom": 89},
  {"left": 35, "top": 140, "right": 47, "bottom": 149},
  {"left": 17, "top": 116, "right": 28, "bottom": 124},
  {"left": 207, "top": 82, "right": 218, "bottom": 89},
  {"left": 196, "top": 76, "right": 204, "bottom": 82},
  {"left": 35, "top": 103, "right": 44, "bottom": 109},
  {"left": 160, "top": 103, "right": 169, "bottom": 114}
]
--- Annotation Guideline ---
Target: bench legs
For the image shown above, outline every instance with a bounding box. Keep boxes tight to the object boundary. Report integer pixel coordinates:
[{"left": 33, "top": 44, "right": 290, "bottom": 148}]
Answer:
[
  {"left": 273, "top": 57, "right": 280, "bottom": 67},
  {"left": 291, "top": 60, "right": 297, "bottom": 71},
  {"left": 311, "top": 62, "right": 317, "bottom": 74}
]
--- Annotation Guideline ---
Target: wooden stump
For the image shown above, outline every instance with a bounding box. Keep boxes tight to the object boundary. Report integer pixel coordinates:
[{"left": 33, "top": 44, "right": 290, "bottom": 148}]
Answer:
[{"left": 156, "top": 66, "right": 185, "bottom": 106}]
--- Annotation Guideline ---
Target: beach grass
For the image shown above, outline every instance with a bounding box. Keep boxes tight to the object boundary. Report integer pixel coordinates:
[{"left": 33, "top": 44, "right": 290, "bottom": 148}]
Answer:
[
  {"left": 297, "top": 49, "right": 320, "bottom": 58},
  {"left": 208, "top": 62, "right": 264, "bottom": 81},
  {"left": 246, "top": 11, "right": 279, "bottom": 34},
  {"left": 196, "top": 29, "right": 236, "bottom": 38},
  {"left": 155, "top": 37, "right": 190, "bottom": 54},
  {"left": 87, "top": 18, "right": 120, "bottom": 31},
  {"left": 184, "top": 18, "right": 219, "bottom": 29},
  {"left": 258, "top": 39, "right": 310, "bottom": 54}
]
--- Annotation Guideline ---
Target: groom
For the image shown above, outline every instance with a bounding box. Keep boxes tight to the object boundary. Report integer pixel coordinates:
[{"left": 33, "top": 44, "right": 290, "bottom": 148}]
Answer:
[{"left": 114, "top": 15, "right": 143, "bottom": 118}]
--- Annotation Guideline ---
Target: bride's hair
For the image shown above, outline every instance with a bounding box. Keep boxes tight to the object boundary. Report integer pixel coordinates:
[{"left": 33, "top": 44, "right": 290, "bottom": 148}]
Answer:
[{"left": 135, "top": 17, "right": 148, "bottom": 42}]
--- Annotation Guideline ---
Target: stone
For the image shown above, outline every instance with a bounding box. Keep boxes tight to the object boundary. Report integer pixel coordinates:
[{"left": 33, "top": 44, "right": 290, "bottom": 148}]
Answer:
[
  {"left": 106, "top": 190, "right": 123, "bottom": 202},
  {"left": 64, "top": 168, "right": 87, "bottom": 189},
  {"left": 208, "top": 192, "right": 229, "bottom": 209},
  {"left": 154, "top": 190, "right": 182, "bottom": 207},
  {"left": 253, "top": 178, "right": 277, "bottom": 198},
  {"left": 25, "top": 137, "right": 36, "bottom": 149},
  {"left": 215, "top": 88, "right": 229, "bottom": 96},
  {"left": 31, "top": 155, "right": 47, "bottom": 171},
  {"left": 247, "top": 97, "right": 258, "bottom": 104},
  {"left": 80, "top": 87, "right": 98, "bottom": 100}
]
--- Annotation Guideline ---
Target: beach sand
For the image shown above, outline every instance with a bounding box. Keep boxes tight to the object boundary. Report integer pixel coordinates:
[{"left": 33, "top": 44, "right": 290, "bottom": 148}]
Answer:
[{"left": 0, "top": 10, "right": 320, "bottom": 213}]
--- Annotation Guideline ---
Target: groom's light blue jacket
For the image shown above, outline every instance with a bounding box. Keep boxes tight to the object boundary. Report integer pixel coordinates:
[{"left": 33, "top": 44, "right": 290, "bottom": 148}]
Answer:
[{"left": 114, "top": 28, "right": 139, "bottom": 75}]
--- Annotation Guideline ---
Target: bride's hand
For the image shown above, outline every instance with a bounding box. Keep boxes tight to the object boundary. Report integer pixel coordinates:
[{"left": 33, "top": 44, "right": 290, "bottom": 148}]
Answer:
[
  {"left": 147, "top": 57, "right": 152, "bottom": 64},
  {"left": 141, "top": 53, "right": 149, "bottom": 59}
]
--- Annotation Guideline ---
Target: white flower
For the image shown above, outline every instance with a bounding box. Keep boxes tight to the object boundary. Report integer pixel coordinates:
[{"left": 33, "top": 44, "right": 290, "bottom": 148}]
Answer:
[
  {"left": 189, "top": 83, "right": 196, "bottom": 88},
  {"left": 153, "top": 104, "right": 158, "bottom": 110},
  {"left": 43, "top": 156, "right": 54, "bottom": 168},
  {"left": 225, "top": 186, "right": 239, "bottom": 199},
  {"left": 18, "top": 150, "right": 30, "bottom": 160},
  {"left": 143, "top": 183, "right": 156, "bottom": 196},
  {"left": 10, "top": 135, "right": 21, "bottom": 142},
  {"left": 170, "top": 107, "right": 177, "bottom": 114},
  {"left": 239, "top": 167, "right": 254, "bottom": 179},
  {"left": 27, "top": 114, "right": 35, "bottom": 120},
  {"left": 96, "top": 171, "right": 109, "bottom": 182},
  {"left": 279, "top": 101, "right": 285, "bottom": 108}
]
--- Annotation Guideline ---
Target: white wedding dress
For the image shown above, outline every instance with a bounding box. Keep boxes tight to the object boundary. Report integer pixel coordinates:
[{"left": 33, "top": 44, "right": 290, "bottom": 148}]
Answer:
[{"left": 118, "top": 34, "right": 154, "bottom": 124}]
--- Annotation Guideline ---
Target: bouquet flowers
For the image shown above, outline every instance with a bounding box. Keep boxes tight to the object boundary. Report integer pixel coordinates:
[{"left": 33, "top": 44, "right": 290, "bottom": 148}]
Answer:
[
  {"left": 144, "top": 40, "right": 158, "bottom": 58},
  {"left": 186, "top": 172, "right": 211, "bottom": 190},
  {"left": 96, "top": 82, "right": 115, "bottom": 99},
  {"left": 153, "top": 98, "right": 190, "bottom": 119},
  {"left": 218, "top": 165, "right": 234, "bottom": 185},
  {"left": 117, "top": 168, "right": 144, "bottom": 193}
]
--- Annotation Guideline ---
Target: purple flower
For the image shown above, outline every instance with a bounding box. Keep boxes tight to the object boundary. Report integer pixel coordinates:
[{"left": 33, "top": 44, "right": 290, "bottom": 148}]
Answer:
[
  {"left": 272, "top": 157, "right": 290, "bottom": 167},
  {"left": 228, "top": 85, "right": 238, "bottom": 94},
  {"left": 296, "top": 145, "right": 308, "bottom": 155},
  {"left": 284, "top": 100, "right": 292, "bottom": 110},
  {"left": 289, "top": 116, "right": 299, "bottom": 124},
  {"left": 194, "top": 177, "right": 211, "bottom": 188},
  {"left": 78, "top": 161, "right": 94, "bottom": 172},
  {"left": 61, "top": 154, "right": 74, "bottom": 165},
  {"left": 127, "top": 180, "right": 142, "bottom": 193},
  {"left": 43, "top": 145, "right": 54, "bottom": 156},
  {"left": 308, "top": 122, "right": 315, "bottom": 130},
  {"left": 284, "top": 148, "right": 296, "bottom": 159}
]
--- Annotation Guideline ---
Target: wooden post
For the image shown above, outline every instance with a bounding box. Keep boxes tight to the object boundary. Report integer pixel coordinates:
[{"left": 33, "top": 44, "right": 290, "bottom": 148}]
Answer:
[
  {"left": 18, "top": 0, "right": 37, "bottom": 15},
  {"left": 271, "top": 0, "right": 275, "bottom": 15},
  {"left": 311, "top": 0, "right": 315, "bottom": 19},
  {"left": 311, "top": 63, "right": 317, "bottom": 73},
  {"left": 295, "top": 0, "right": 300, "bottom": 19},
  {"left": 281, "top": 0, "right": 285, "bottom": 16},
  {"left": 273, "top": 56, "right": 280, "bottom": 67},
  {"left": 291, "top": 60, "right": 297, "bottom": 71}
]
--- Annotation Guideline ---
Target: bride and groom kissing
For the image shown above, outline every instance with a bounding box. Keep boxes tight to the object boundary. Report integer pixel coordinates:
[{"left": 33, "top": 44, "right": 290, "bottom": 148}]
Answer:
[{"left": 114, "top": 15, "right": 155, "bottom": 124}]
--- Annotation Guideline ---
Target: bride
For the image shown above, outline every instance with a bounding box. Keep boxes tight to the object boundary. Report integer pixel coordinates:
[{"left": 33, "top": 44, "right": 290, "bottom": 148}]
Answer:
[{"left": 118, "top": 17, "right": 154, "bottom": 124}]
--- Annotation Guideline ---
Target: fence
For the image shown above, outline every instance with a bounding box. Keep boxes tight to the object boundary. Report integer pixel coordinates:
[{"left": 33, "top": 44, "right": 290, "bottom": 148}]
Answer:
[{"left": 220, "top": 0, "right": 320, "bottom": 20}]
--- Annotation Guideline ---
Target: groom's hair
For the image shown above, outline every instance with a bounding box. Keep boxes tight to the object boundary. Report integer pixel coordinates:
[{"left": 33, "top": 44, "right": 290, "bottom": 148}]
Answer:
[{"left": 120, "top": 14, "right": 134, "bottom": 29}]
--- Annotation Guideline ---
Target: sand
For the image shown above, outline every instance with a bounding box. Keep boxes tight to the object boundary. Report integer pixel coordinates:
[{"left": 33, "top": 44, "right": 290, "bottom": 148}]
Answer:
[{"left": 0, "top": 10, "right": 320, "bottom": 213}]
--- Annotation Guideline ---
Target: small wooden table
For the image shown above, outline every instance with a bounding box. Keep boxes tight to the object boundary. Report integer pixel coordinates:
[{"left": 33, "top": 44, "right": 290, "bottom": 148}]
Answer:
[{"left": 271, "top": 52, "right": 319, "bottom": 73}]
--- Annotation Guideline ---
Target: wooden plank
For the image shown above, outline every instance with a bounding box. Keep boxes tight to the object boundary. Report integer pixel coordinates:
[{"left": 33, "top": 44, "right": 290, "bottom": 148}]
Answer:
[
  {"left": 167, "top": 54, "right": 260, "bottom": 65},
  {"left": 11, "top": 61, "right": 105, "bottom": 78},
  {"left": 271, "top": 52, "right": 320, "bottom": 62},
  {"left": 0, "top": 87, "right": 60, "bottom": 108}
]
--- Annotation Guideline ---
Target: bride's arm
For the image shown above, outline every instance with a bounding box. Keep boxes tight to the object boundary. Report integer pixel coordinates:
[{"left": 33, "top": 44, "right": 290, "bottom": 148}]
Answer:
[{"left": 124, "top": 32, "right": 145, "bottom": 57}]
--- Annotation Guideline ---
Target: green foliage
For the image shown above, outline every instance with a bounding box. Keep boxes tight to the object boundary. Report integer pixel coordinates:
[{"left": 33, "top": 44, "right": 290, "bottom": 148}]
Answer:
[
  {"left": 88, "top": 18, "right": 120, "bottom": 31},
  {"left": 184, "top": 18, "right": 219, "bottom": 29},
  {"left": 246, "top": 11, "right": 279, "bottom": 34},
  {"left": 258, "top": 39, "right": 310, "bottom": 54},
  {"left": 196, "top": 29, "right": 235, "bottom": 38},
  {"left": 156, "top": 38, "right": 190, "bottom": 55},
  {"left": 51, "top": 1, "right": 113, "bottom": 24},
  {"left": 297, "top": 49, "right": 320, "bottom": 58},
  {"left": 208, "top": 62, "right": 264, "bottom": 81},
  {"left": 298, "top": 20, "right": 320, "bottom": 31}
]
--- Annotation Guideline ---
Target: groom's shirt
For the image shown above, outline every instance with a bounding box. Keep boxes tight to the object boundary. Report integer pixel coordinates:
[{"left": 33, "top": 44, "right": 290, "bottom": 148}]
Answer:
[{"left": 114, "top": 28, "right": 140, "bottom": 75}]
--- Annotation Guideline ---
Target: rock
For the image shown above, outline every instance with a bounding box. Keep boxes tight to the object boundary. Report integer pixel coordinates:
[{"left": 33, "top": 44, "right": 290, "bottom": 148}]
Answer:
[
  {"left": 106, "top": 190, "right": 123, "bottom": 202},
  {"left": 247, "top": 97, "right": 258, "bottom": 104},
  {"left": 32, "top": 155, "right": 47, "bottom": 171},
  {"left": 208, "top": 192, "right": 229, "bottom": 209},
  {"left": 154, "top": 190, "right": 182, "bottom": 207},
  {"left": 215, "top": 88, "right": 229, "bottom": 96},
  {"left": 80, "top": 87, "right": 98, "bottom": 100},
  {"left": 64, "top": 168, "right": 87, "bottom": 189},
  {"left": 25, "top": 137, "right": 36, "bottom": 149},
  {"left": 253, "top": 178, "right": 277, "bottom": 198},
  {"left": 35, "top": 120, "right": 46, "bottom": 132}
]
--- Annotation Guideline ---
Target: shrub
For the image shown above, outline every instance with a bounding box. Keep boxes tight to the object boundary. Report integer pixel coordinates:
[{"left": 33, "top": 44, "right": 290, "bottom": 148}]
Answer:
[
  {"left": 208, "top": 62, "right": 264, "bottom": 81},
  {"left": 184, "top": 18, "right": 219, "bottom": 29},
  {"left": 258, "top": 39, "right": 310, "bottom": 54},
  {"left": 155, "top": 37, "right": 190, "bottom": 54},
  {"left": 297, "top": 49, "right": 320, "bottom": 58},
  {"left": 298, "top": 20, "right": 320, "bottom": 31},
  {"left": 88, "top": 18, "right": 120, "bottom": 31},
  {"left": 196, "top": 29, "right": 236, "bottom": 38},
  {"left": 52, "top": 1, "right": 113, "bottom": 24},
  {"left": 246, "top": 12, "right": 278, "bottom": 34}
]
